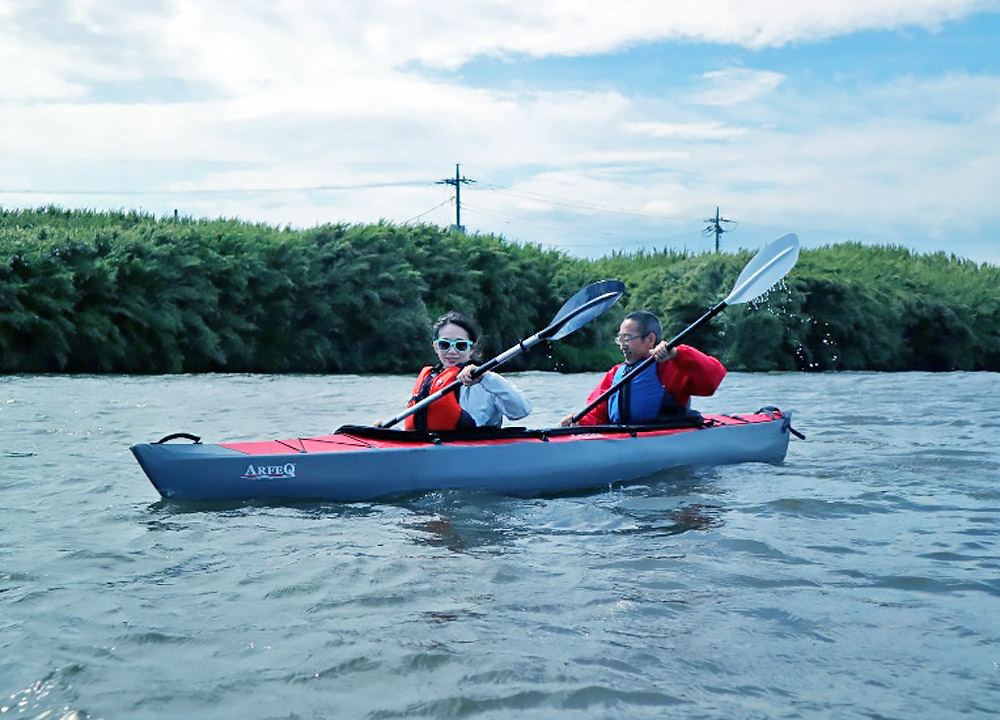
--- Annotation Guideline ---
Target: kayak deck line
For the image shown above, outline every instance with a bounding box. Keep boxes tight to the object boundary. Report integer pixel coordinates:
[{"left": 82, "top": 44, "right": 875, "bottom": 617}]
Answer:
[{"left": 212, "top": 412, "right": 780, "bottom": 456}]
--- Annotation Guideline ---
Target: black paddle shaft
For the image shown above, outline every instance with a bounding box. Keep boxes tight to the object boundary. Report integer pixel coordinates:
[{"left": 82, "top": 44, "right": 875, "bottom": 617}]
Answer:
[
  {"left": 570, "top": 300, "right": 727, "bottom": 423},
  {"left": 570, "top": 233, "right": 801, "bottom": 424},
  {"left": 382, "top": 283, "right": 624, "bottom": 429}
]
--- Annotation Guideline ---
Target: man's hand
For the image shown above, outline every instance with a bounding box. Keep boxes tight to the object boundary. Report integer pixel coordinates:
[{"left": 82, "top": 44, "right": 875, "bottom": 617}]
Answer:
[{"left": 652, "top": 342, "right": 678, "bottom": 363}]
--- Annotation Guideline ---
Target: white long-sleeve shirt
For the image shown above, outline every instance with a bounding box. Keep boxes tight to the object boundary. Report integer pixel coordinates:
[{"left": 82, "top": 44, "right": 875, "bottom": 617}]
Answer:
[{"left": 457, "top": 371, "right": 532, "bottom": 427}]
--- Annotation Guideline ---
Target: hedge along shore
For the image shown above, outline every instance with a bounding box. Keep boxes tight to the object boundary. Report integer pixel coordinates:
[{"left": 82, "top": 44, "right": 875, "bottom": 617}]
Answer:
[{"left": 2, "top": 207, "right": 998, "bottom": 374}]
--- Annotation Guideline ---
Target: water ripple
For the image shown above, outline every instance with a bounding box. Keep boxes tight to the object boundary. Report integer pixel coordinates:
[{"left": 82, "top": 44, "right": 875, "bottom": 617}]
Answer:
[{"left": 3, "top": 372, "right": 1000, "bottom": 719}]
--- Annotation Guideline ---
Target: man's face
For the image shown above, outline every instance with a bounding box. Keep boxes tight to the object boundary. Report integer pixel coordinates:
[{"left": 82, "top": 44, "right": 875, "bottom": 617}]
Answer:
[{"left": 616, "top": 319, "right": 655, "bottom": 365}]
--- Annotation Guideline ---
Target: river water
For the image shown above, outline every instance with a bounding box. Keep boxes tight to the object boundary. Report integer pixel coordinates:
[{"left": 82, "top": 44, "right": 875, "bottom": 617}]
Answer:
[{"left": 2, "top": 371, "right": 998, "bottom": 719}]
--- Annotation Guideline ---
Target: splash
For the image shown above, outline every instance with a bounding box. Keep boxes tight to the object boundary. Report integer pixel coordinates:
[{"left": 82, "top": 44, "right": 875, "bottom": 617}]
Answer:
[{"left": 744, "top": 280, "right": 841, "bottom": 370}]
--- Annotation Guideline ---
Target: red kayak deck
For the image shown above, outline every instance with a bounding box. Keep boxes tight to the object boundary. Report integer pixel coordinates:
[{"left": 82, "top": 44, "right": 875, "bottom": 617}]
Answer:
[{"left": 219, "top": 412, "right": 781, "bottom": 456}]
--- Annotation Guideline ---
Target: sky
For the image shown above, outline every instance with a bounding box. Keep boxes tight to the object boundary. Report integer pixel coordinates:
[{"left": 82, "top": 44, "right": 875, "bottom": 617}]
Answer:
[{"left": 2, "top": 0, "right": 999, "bottom": 264}]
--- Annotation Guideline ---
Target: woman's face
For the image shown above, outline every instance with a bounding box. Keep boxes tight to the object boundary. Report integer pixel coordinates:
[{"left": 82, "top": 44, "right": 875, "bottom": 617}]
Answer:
[{"left": 433, "top": 322, "right": 475, "bottom": 368}]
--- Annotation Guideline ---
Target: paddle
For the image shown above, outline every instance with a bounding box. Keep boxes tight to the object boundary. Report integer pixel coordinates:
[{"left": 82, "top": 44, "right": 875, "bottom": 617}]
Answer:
[
  {"left": 569, "top": 233, "right": 801, "bottom": 424},
  {"left": 381, "top": 279, "right": 626, "bottom": 429}
]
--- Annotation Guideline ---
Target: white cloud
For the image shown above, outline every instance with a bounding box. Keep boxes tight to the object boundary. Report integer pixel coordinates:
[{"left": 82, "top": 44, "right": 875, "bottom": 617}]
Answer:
[
  {"left": 274, "top": 0, "right": 999, "bottom": 66},
  {"left": 1, "top": 0, "right": 998, "bottom": 262},
  {"left": 626, "top": 121, "right": 748, "bottom": 140},
  {"left": 0, "top": 31, "right": 88, "bottom": 101},
  {"left": 691, "top": 69, "right": 786, "bottom": 106},
  {"left": 3, "top": 0, "right": 993, "bottom": 102}
]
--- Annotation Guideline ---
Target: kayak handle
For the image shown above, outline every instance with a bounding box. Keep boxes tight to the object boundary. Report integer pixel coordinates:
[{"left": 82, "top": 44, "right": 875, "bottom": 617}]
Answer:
[{"left": 155, "top": 432, "right": 202, "bottom": 444}]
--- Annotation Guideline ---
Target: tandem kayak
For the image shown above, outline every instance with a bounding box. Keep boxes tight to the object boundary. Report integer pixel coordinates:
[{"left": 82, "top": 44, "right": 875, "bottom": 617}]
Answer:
[{"left": 130, "top": 408, "right": 797, "bottom": 502}]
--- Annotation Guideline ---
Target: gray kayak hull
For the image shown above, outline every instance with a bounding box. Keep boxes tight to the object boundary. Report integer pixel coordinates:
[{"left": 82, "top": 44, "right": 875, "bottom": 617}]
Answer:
[{"left": 131, "top": 410, "right": 794, "bottom": 502}]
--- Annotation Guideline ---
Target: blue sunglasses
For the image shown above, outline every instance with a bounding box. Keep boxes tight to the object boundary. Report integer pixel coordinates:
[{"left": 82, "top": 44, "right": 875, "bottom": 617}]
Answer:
[{"left": 434, "top": 338, "right": 474, "bottom": 352}]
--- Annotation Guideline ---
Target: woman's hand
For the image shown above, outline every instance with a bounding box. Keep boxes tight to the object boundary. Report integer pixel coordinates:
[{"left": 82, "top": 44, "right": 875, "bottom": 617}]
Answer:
[{"left": 456, "top": 365, "right": 480, "bottom": 385}]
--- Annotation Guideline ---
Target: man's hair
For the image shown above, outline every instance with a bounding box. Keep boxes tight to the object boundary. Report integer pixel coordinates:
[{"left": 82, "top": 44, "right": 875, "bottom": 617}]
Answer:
[{"left": 624, "top": 310, "right": 662, "bottom": 343}]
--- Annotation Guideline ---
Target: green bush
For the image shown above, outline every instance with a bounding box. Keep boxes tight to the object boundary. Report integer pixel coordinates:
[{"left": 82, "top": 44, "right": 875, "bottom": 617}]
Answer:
[{"left": 2, "top": 207, "right": 997, "bottom": 373}]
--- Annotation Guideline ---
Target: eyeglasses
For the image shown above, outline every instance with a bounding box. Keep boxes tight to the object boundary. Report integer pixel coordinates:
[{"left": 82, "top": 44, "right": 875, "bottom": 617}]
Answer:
[
  {"left": 614, "top": 333, "right": 648, "bottom": 344},
  {"left": 434, "top": 338, "right": 474, "bottom": 352}
]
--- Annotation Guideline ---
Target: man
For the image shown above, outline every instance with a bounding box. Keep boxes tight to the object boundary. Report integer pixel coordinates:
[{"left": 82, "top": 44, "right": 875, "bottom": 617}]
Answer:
[{"left": 560, "top": 310, "right": 726, "bottom": 426}]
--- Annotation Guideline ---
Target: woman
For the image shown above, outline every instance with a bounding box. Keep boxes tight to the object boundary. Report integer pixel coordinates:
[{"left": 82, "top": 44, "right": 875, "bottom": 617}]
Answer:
[{"left": 403, "top": 311, "right": 532, "bottom": 431}]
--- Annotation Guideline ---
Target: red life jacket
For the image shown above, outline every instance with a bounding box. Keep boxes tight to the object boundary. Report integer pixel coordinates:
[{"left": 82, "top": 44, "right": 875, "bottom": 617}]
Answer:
[{"left": 404, "top": 365, "right": 475, "bottom": 431}]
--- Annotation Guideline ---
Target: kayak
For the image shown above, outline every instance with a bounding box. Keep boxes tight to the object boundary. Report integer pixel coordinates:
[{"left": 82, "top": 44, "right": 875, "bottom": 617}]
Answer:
[{"left": 131, "top": 408, "right": 796, "bottom": 502}]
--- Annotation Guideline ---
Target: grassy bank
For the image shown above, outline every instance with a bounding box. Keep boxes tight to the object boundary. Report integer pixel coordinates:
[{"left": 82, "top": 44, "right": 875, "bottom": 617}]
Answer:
[{"left": 2, "top": 207, "right": 997, "bottom": 373}]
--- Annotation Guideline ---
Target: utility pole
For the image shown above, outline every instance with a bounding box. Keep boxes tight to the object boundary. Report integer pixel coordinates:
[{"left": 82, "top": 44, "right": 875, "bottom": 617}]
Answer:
[
  {"left": 436, "top": 163, "right": 475, "bottom": 232},
  {"left": 702, "top": 206, "right": 735, "bottom": 252}
]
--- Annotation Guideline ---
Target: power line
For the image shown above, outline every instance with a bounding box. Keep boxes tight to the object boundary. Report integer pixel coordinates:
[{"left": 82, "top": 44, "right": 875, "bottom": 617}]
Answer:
[
  {"left": 0, "top": 180, "right": 433, "bottom": 196},
  {"left": 478, "top": 182, "right": 698, "bottom": 223},
  {"left": 463, "top": 201, "right": 710, "bottom": 250},
  {"left": 461, "top": 201, "right": 615, "bottom": 239},
  {"left": 403, "top": 197, "right": 454, "bottom": 225}
]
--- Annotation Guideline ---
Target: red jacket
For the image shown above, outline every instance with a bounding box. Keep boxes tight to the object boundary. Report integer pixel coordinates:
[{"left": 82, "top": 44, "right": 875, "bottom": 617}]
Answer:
[{"left": 577, "top": 344, "right": 727, "bottom": 425}]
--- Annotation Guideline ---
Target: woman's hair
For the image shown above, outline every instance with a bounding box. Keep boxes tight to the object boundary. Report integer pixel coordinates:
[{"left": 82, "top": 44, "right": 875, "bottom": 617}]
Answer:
[{"left": 432, "top": 310, "right": 479, "bottom": 342}]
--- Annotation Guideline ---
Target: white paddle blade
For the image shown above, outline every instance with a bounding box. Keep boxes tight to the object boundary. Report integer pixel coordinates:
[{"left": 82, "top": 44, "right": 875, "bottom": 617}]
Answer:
[{"left": 725, "top": 233, "right": 800, "bottom": 306}]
